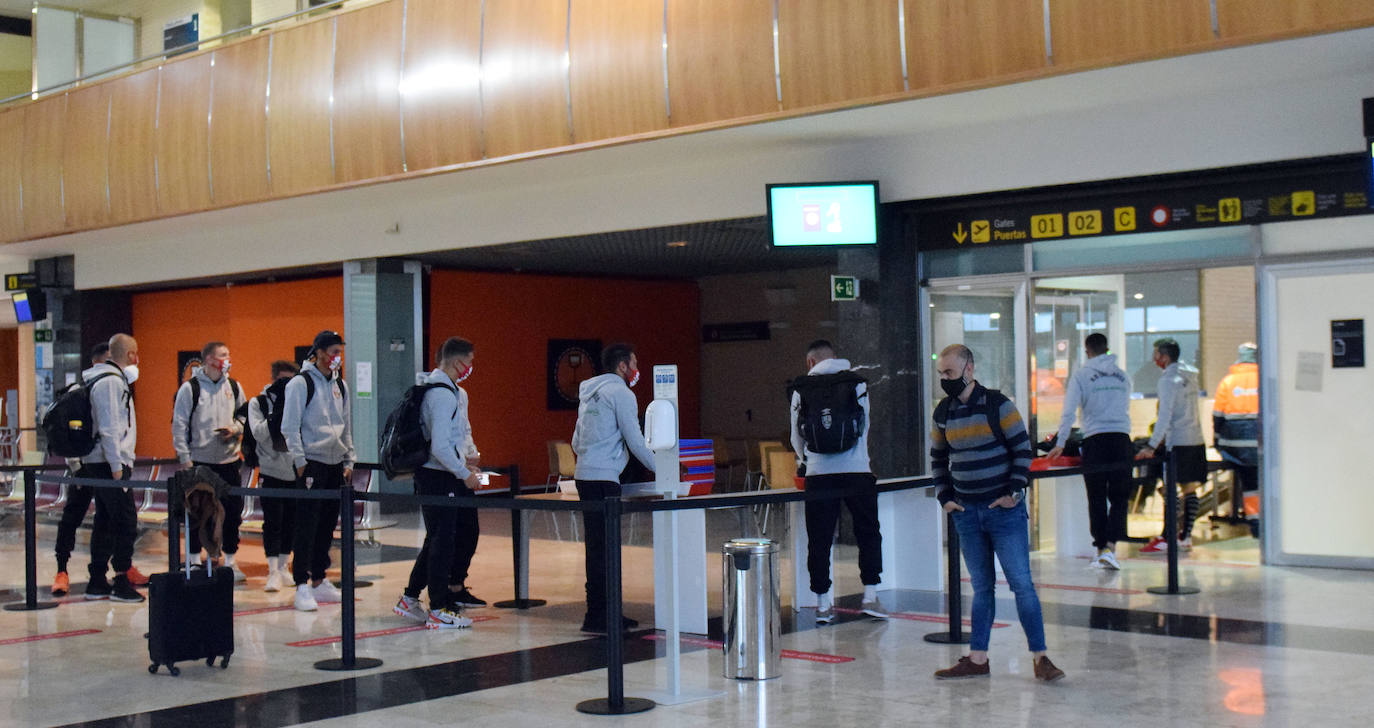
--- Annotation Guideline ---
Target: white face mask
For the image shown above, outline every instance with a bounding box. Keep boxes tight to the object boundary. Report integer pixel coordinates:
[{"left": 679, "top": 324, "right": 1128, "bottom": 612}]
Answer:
[
  {"left": 455, "top": 362, "right": 473, "bottom": 383},
  {"left": 123, "top": 364, "right": 140, "bottom": 384},
  {"left": 327, "top": 355, "right": 342, "bottom": 373}
]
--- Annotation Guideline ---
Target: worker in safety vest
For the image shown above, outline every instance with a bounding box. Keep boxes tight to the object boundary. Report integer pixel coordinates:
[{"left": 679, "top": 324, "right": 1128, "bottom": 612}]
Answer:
[{"left": 1212, "top": 343, "right": 1259, "bottom": 536}]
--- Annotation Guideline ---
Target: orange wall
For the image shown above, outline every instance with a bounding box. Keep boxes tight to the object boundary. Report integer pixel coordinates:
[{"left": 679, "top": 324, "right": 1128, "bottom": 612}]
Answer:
[
  {"left": 428, "top": 270, "right": 701, "bottom": 485},
  {"left": 131, "top": 277, "right": 345, "bottom": 458}
]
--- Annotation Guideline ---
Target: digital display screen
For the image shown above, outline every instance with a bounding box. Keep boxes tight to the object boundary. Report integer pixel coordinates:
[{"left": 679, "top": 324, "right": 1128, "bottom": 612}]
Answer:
[
  {"left": 767, "top": 182, "right": 879, "bottom": 246},
  {"left": 12, "top": 291, "right": 33, "bottom": 323}
]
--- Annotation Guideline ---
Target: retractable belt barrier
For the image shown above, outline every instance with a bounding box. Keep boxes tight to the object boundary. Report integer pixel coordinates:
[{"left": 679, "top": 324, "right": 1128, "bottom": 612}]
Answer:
[
  {"left": 4, "top": 455, "right": 1227, "bottom": 715},
  {"left": 3, "top": 458, "right": 181, "bottom": 613}
]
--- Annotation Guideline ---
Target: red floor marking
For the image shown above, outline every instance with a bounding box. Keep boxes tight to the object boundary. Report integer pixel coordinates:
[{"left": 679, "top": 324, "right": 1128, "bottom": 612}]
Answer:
[
  {"left": 1073, "top": 554, "right": 1257, "bottom": 569},
  {"left": 235, "top": 599, "right": 359, "bottom": 616},
  {"left": 642, "top": 635, "right": 854, "bottom": 663},
  {"left": 286, "top": 616, "right": 498, "bottom": 647},
  {"left": 0, "top": 629, "right": 101, "bottom": 646},
  {"left": 960, "top": 577, "right": 1143, "bottom": 595},
  {"left": 644, "top": 634, "right": 724, "bottom": 649},
  {"left": 780, "top": 649, "right": 855, "bottom": 664},
  {"left": 832, "top": 607, "right": 1010, "bottom": 628}
]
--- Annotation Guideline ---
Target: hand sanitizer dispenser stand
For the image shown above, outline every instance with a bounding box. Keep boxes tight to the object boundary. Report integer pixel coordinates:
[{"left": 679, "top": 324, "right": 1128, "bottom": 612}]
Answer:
[{"left": 642, "top": 365, "right": 717, "bottom": 704}]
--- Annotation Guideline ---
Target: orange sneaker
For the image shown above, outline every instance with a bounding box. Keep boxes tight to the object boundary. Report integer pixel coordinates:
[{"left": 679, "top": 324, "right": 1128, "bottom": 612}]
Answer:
[
  {"left": 51, "top": 571, "right": 70, "bottom": 597},
  {"left": 125, "top": 565, "right": 150, "bottom": 586}
]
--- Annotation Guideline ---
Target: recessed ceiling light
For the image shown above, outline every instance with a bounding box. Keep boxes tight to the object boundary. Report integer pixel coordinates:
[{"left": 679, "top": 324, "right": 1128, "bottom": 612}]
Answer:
[
  {"left": 667, "top": 241, "right": 688, "bottom": 248},
  {"left": 1133, "top": 293, "right": 1144, "bottom": 300}
]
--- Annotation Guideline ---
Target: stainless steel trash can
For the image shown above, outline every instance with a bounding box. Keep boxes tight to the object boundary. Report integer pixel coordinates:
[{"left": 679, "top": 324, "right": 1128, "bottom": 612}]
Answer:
[{"left": 722, "top": 537, "right": 780, "bottom": 680}]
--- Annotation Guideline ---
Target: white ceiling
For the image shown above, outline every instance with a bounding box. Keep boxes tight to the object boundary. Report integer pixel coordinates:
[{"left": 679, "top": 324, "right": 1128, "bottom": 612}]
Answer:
[{"left": 3, "top": 25, "right": 1373, "bottom": 289}]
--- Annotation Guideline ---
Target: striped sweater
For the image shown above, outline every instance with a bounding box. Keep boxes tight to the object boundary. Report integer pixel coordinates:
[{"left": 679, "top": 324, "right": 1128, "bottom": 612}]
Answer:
[{"left": 930, "top": 384, "right": 1033, "bottom": 505}]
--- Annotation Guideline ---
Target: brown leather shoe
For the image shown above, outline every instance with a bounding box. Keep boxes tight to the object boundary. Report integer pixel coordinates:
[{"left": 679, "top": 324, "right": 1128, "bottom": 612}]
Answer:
[
  {"left": 934, "top": 656, "right": 990, "bottom": 680},
  {"left": 1034, "top": 656, "right": 1065, "bottom": 682}
]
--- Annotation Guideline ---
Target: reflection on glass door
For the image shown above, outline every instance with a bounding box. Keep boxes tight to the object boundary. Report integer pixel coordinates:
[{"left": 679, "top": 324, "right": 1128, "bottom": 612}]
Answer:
[
  {"left": 1032, "top": 276, "right": 1124, "bottom": 442},
  {"left": 926, "top": 282, "right": 1028, "bottom": 425}
]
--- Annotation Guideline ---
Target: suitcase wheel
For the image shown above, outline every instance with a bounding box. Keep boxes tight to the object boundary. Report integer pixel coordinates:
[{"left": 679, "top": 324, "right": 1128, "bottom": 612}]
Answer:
[
  {"left": 148, "top": 664, "right": 158, "bottom": 675},
  {"left": 168, "top": 665, "right": 181, "bottom": 677},
  {"left": 206, "top": 657, "right": 215, "bottom": 668},
  {"left": 220, "top": 655, "right": 231, "bottom": 669}
]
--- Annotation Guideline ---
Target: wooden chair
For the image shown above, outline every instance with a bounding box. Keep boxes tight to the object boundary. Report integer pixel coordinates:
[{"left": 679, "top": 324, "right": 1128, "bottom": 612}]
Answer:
[{"left": 544, "top": 441, "right": 578, "bottom": 540}]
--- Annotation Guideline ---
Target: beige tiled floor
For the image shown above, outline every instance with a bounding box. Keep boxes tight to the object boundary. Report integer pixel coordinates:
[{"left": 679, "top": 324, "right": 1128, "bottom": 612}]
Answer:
[{"left": 2, "top": 507, "right": 1371, "bottom": 727}]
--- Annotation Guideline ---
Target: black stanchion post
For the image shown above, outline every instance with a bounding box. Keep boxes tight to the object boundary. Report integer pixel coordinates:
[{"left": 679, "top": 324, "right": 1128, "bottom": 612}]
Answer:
[
  {"left": 316, "top": 483, "right": 383, "bottom": 671},
  {"left": 6, "top": 469, "right": 58, "bottom": 611},
  {"left": 924, "top": 510, "right": 966, "bottom": 644},
  {"left": 576, "top": 495, "right": 653, "bottom": 716},
  {"left": 494, "top": 504, "right": 547, "bottom": 610},
  {"left": 1149, "top": 450, "right": 1199, "bottom": 596}
]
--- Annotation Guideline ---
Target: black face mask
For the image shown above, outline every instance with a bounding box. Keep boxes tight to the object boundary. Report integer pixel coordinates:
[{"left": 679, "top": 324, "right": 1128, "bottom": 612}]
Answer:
[{"left": 940, "top": 376, "right": 967, "bottom": 398}]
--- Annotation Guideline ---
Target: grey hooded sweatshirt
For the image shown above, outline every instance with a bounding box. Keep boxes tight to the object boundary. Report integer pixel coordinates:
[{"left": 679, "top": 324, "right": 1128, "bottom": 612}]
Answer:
[
  {"left": 80, "top": 362, "right": 136, "bottom": 471},
  {"left": 281, "top": 360, "right": 355, "bottom": 470},
  {"left": 171, "top": 369, "right": 245, "bottom": 465},
  {"left": 571, "top": 373, "right": 655, "bottom": 483},
  {"left": 1149, "top": 361, "right": 1205, "bottom": 450},
  {"left": 1054, "top": 352, "right": 1132, "bottom": 446}
]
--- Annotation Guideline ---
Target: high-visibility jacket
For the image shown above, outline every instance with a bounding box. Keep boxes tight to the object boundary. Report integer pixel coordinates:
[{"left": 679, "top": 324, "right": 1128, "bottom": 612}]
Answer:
[{"left": 1212, "top": 362, "right": 1258, "bottom": 465}]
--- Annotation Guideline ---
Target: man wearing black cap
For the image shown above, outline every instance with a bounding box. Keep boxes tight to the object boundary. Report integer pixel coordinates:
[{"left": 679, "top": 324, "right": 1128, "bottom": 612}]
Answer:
[{"left": 281, "top": 331, "right": 355, "bottom": 612}]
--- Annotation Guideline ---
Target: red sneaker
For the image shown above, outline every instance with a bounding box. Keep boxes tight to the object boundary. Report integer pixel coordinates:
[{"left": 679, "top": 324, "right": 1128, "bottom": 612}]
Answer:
[
  {"left": 1140, "top": 536, "right": 1169, "bottom": 554},
  {"left": 125, "top": 565, "right": 150, "bottom": 586}
]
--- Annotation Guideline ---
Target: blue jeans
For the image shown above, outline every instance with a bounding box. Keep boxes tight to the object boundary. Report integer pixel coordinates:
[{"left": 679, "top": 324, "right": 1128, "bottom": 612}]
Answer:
[{"left": 950, "top": 499, "right": 1046, "bottom": 653}]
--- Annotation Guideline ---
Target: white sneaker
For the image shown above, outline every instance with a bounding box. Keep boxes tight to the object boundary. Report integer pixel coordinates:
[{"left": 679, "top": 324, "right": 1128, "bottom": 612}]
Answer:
[
  {"left": 229, "top": 563, "right": 248, "bottom": 583},
  {"left": 426, "top": 607, "right": 473, "bottom": 630},
  {"left": 294, "top": 583, "right": 318, "bottom": 612},
  {"left": 1177, "top": 538, "right": 1193, "bottom": 552},
  {"left": 1097, "top": 551, "right": 1121, "bottom": 570},
  {"left": 312, "top": 579, "right": 343, "bottom": 603},
  {"left": 393, "top": 594, "right": 427, "bottom": 622},
  {"left": 276, "top": 567, "right": 294, "bottom": 587},
  {"left": 861, "top": 599, "right": 889, "bottom": 619},
  {"left": 265, "top": 569, "right": 283, "bottom": 593}
]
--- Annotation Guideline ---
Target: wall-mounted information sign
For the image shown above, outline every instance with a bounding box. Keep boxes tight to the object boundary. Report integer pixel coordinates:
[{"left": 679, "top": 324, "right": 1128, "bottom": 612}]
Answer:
[
  {"left": 767, "top": 182, "right": 879, "bottom": 247},
  {"left": 1332, "top": 319, "right": 1364, "bottom": 368},
  {"left": 915, "top": 163, "right": 1370, "bottom": 251}
]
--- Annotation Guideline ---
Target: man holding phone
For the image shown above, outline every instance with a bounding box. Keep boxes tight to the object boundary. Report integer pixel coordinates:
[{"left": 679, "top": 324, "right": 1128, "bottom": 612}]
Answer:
[{"left": 172, "top": 341, "right": 249, "bottom": 580}]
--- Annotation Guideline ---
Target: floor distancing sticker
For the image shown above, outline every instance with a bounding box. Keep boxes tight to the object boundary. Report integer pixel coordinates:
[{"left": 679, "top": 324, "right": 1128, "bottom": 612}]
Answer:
[
  {"left": 0, "top": 629, "right": 102, "bottom": 646},
  {"left": 287, "top": 616, "right": 498, "bottom": 647}
]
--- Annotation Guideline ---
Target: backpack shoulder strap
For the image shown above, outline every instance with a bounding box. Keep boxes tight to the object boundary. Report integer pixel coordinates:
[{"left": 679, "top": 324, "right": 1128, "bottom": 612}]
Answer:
[
  {"left": 981, "top": 388, "right": 1008, "bottom": 447},
  {"left": 229, "top": 378, "right": 242, "bottom": 402},
  {"left": 187, "top": 378, "right": 201, "bottom": 441},
  {"left": 299, "top": 372, "right": 316, "bottom": 408}
]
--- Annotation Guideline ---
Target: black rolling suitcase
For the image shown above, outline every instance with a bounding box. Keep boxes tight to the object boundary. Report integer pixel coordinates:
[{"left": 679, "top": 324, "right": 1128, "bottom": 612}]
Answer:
[{"left": 148, "top": 511, "right": 235, "bottom": 676}]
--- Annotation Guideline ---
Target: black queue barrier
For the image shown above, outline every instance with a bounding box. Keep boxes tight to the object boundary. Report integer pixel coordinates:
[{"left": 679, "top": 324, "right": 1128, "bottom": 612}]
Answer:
[
  {"left": 12, "top": 459, "right": 1217, "bottom": 713},
  {"left": 3, "top": 458, "right": 181, "bottom": 612},
  {"left": 4, "top": 464, "right": 76, "bottom": 612}
]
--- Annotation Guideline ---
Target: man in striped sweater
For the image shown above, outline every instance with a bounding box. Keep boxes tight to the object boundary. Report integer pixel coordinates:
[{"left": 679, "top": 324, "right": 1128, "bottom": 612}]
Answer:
[{"left": 930, "top": 344, "right": 1064, "bottom": 682}]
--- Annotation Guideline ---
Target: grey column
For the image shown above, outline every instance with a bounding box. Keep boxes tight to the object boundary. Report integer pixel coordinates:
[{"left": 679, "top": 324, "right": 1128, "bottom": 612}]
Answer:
[{"left": 343, "top": 259, "right": 424, "bottom": 495}]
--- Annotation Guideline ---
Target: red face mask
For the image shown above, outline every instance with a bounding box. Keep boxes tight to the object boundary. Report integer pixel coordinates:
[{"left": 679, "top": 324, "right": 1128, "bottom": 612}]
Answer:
[
  {"left": 455, "top": 362, "right": 474, "bottom": 383},
  {"left": 626, "top": 368, "right": 640, "bottom": 387}
]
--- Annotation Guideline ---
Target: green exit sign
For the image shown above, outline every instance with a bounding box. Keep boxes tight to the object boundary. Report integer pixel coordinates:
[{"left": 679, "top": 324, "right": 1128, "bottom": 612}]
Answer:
[
  {"left": 830, "top": 275, "right": 859, "bottom": 302},
  {"left": 34, "top": 329, "right": 54, "bottom": 343}
]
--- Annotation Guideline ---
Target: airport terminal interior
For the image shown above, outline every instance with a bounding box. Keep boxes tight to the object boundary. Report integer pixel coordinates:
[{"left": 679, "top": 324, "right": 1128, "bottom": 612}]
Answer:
[{"left": 3, "top": 0, "right": 1374, "bottom": 725}]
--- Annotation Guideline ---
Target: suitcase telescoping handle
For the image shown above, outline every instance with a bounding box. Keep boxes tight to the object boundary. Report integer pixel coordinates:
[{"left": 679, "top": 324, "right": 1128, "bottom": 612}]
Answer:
[{"left": 181, "top": 512, "right": 209, "bottom": 578}]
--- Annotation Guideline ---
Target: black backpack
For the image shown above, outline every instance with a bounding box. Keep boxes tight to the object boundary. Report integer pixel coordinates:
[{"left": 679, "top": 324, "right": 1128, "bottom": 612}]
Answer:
[
  {"left": 380, "top": 383, "right": 450, "bottom": 479},
  {"left": 41, "top": 372, "right": 119, "bottom": 457},
  {"left": 183, "top": 376, "right": 242, "bottom": 443},
  {"left": 788, "top": 371, "right": 867, "bottom": 454},
  {"left": 933, "top": 387, "right": 1009, "bottom": 449},
  {"left": 297, "top": 370, "right": 348, "bottom": 409},
  {"left": 236, "top": 395, "right": 264, "bottom": 469}
]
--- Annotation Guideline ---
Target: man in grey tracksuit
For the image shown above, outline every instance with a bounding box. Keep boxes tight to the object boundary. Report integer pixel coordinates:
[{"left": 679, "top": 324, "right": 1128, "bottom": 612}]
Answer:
[
  {"left": 249, "top": 359, "right": 299, "bottom": 592},
  {"left": 171, "top": 341, "right": 247, "bottom": 579},
  {"left": 571, "top": 342, "right": 655, "bottom": 634},
  {"left": 395, "top": 336, "right": 483, "bottom": 630},
  {"left": 282, "top": 330, "right": 355, "bottom": 612},
  {"left": 789, "top": 339, "right": 884, "bottom": 622},
  {"left": 81, "top": 333, "right": 144, "bottom": 603},
  {"left": 1136, "top": 337, "right": 1207, "bottom": 552},
  {"left": 1048, "top": 332, "right": 1133, "bottom": 568}
]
